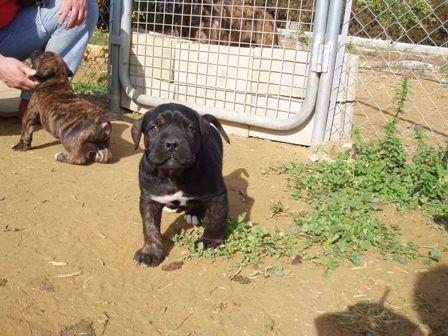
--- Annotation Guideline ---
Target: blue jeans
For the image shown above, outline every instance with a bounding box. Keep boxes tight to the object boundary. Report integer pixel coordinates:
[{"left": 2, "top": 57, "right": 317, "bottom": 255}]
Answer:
[{"left": 0, "top": 0, "right": 99, "bottom": 99}]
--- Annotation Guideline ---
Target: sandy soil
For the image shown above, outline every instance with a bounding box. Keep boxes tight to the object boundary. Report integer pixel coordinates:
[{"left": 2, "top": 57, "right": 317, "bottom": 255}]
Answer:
[{"left": 0, "top": 115, "right": 447, "bottom": 336}]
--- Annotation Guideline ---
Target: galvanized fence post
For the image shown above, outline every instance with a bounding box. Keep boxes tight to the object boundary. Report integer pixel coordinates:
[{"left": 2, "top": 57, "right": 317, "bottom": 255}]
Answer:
[
  {"left": 311, "top": 0, "right": 345, "bottom": 146},
  {"left": 325, "top": 0, "right": 354, "bottom": 143},
  {"left": 110, "top": 0, "right": 122, "bottom": 112}
]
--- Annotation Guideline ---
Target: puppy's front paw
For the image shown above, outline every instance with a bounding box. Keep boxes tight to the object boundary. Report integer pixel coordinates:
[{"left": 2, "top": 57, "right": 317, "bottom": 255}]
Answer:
[
  {"left": 197, "top": 236, "right": 224, "bottom": 250},
  {"left": 11, "top": 141, "right": 28, "bottom": 151},
  {"left": 134, "top": 248, "right": 163, "bottom": 268}
]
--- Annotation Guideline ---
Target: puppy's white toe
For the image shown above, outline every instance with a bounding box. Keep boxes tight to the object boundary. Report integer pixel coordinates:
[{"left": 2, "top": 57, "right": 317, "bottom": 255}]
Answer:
[
  {"left": 163, "top": 207, "right": 177, "bottom": 213},
  {"left": 191, "top": 215, "right": 199, "bottom": 226},
  {"left": 184, "top": 214, "right": 192, "bottom": 225}
]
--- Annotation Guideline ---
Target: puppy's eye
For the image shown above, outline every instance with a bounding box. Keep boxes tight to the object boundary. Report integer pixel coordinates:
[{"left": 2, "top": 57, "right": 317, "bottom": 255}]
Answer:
[
  {"left": 187, "top": 125, "right": 195, "bottom": 134},
  {"left": 149, "top": 125, "right": 158, "bottom": 133}
]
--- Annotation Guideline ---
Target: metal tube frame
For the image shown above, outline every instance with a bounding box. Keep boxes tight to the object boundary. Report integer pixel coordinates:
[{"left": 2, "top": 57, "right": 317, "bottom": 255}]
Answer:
[
  {"left": 311, "top": 0, "right": 344, "bottom": 146},
  {"left": 110, "top": 0, "right": 122, "bottom": 112},
  {"left": 324, "top": 0, "right": 353, "bottom": 142},
  {"left": 112, "top": 0, "right": 345, "bottom": 143}
]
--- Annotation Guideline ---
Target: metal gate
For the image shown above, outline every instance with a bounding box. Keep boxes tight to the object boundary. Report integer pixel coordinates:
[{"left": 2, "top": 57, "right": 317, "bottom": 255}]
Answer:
[{"left": 109, "top": 0, "right": 356, "bottom": 146}]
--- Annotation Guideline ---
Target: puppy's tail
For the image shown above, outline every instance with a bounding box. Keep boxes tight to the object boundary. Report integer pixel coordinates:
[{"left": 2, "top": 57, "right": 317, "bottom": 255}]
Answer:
[{"left": 101, "top": 111, "right": 138, "bottom": 124}]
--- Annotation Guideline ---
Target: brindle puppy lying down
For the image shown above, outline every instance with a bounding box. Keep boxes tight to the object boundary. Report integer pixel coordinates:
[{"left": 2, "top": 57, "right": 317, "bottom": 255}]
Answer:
[
  {"left": 12, "top": 51, "right": 134, "bottom": 165},
  {"left": 166, "top": 0, "right": 278, "bottom": 47}
]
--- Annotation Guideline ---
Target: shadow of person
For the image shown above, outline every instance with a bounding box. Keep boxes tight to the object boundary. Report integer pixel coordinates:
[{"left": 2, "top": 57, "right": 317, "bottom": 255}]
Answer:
[
  {"left": 415, "top": 265, "right": 448, "bottom": 336},
  {"left": 224, "top": 168, "right": 254, "bottom": 221},
  {"left": 433, "top": 214, "right": 448, "bottom": 233},
  {"left": 315, "top": 289, "right": 418, "bottom": 336},
  {"left": 109, "top": 122, "right": 143, "bottom": 162}
]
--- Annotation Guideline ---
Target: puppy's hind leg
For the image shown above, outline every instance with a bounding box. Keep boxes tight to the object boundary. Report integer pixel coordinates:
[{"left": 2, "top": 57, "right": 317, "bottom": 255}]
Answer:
[
  {"left": 55, "top": 146, "right": 89, "bottom": 165},
  {"left": 54, "top": 152, "right": 88, "bottom": 165},
  {"left": 12, "top": 105, "right": 41, "bottom": 151},
  {"left": 86, "top": 148, "right": 112, "bottom": 163}
]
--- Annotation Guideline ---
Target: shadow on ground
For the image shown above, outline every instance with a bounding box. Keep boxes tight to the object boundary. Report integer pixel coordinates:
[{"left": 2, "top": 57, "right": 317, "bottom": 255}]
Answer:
[{"left": 315, "top": 265, "right": 448, "bottom": 336}]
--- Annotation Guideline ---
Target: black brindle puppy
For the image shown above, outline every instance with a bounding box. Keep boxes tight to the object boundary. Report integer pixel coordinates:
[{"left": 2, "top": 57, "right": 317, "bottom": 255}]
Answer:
[
  {"left": 12, "top": 51, "right": 134, "bottom": 164},
  {"left": 131, "top": 103, "right": 230, "bottom": 267}
]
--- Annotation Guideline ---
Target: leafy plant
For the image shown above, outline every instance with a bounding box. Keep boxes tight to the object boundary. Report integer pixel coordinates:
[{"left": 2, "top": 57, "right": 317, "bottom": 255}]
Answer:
[
  {"left": 393, "top": 77, "right": 409, "bottom": 118},
  {"left": 72, "top": 81, "right": 107, "bottom": 96},
  {"left": 275, "top": 120, "right": 447, "bottom": 269},
  {"left": 357, "top": 0, "right": 434, "bottom": 36},
  {"left": 269, "top": 201, "right": 289, "bottom": 219},
  {"left": 90, "top": 28, "right": 109, "bottom": 46},
  {"left": 297, "top": 27, "right": 311, "bottom": 46},
  {"left": 172, "top": 213, "right": 297, "bottom": 268}
]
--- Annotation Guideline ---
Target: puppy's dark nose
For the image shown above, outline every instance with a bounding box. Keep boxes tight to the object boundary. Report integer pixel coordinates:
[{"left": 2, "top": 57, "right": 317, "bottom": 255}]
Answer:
[{"left": 165, "top": 140, "right": 179, "bottom": 151}]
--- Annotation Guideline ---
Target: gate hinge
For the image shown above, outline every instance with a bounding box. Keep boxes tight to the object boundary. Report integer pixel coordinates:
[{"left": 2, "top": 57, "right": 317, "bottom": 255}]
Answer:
[
  {"left": 110, "top": 34, "right": 124, "bottom": 46},
  {"left": 311, "top": 44, "right": 331, "bottom": 73}
]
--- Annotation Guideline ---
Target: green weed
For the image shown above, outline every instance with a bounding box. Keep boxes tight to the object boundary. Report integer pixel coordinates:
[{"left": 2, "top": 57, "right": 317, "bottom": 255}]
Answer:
[
  {"left": 72, "top": 81, "right": 107, "bottom": 96},
  {"left": 393, "top": 77, "right": 409, "bottom": 118},
  {"left": 358, "top": 0, "right": 434, "bottom": 35},
  {"left": 346, "top": 42, "right": 354, "bottom": 52},
  {"left": 275, "top": 121, "right": 447, "bottom": 269},
  {"left": 90, "top": 29, "right": 109, "bottom": 46},
  {"left": 172, "top": 213, "right": 297, "bottom": 268},
  {"left": 297, "top": 28, "right": 311, "bottom": 46},
  {"left": 173, "top": 122, "right": 446, "bottom": 270},
  {"left": 269, "top": 201, "right": 289, "bottom": 219}
]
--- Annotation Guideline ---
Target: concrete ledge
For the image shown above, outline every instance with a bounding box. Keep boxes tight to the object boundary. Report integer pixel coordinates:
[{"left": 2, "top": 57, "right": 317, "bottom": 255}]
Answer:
[{"left": 0, "top": 82, "right": 20, "bottom": 114}]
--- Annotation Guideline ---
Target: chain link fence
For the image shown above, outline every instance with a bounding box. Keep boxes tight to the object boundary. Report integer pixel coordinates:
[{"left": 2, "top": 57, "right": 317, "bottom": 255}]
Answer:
[
  {"left": 346, "top": 0, "right": 448, "bottom": 145},
  {"left": 71, "top": 0, "right": 110, "bottom": 96}
]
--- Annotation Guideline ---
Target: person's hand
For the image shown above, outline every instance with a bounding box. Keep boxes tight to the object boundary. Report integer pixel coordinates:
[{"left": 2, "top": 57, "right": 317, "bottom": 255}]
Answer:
[
  {"left": 0, "top": 56, "right": 39, "bottom": 91},
  {"left": 59, "top": 0, "right": 87, "bottom": 30}
]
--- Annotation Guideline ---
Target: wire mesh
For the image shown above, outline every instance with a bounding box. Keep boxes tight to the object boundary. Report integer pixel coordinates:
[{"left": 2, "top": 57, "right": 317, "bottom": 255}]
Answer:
[
  {"left": 71, "top": 0, "right": 110, "bottom": 96},
  {"left": 128, "top": 0, "right": 322, "bottom": 122},
  {"left": 346, "top": 0, "right": 448, "bottom": 145}
]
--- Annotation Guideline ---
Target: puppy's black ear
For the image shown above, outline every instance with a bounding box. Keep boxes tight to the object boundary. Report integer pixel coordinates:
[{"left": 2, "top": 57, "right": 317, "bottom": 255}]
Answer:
[
  {"left": 131, "top": 117, "right": 144, "bottom": 150},
  {"left": 202, "top": 114, "right": 230, "bottom": 144},
  {"left": 198, "top": 115, "right": 211, "bottom": 145}
]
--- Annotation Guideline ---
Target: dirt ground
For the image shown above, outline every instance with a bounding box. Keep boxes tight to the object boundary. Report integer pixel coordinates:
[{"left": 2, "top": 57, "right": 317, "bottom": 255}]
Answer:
[
  {"left": 0, "top": 114, "right": 447, "bottom": 336},
  {"left": 2, "top": 47, "right": 448, "bottom": 333}
]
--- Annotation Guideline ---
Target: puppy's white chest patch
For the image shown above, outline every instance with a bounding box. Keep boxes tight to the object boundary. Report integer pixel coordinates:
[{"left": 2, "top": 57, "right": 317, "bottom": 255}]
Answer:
[{"left": 150, "top": 191, "right": 192, "bottom": 207}]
